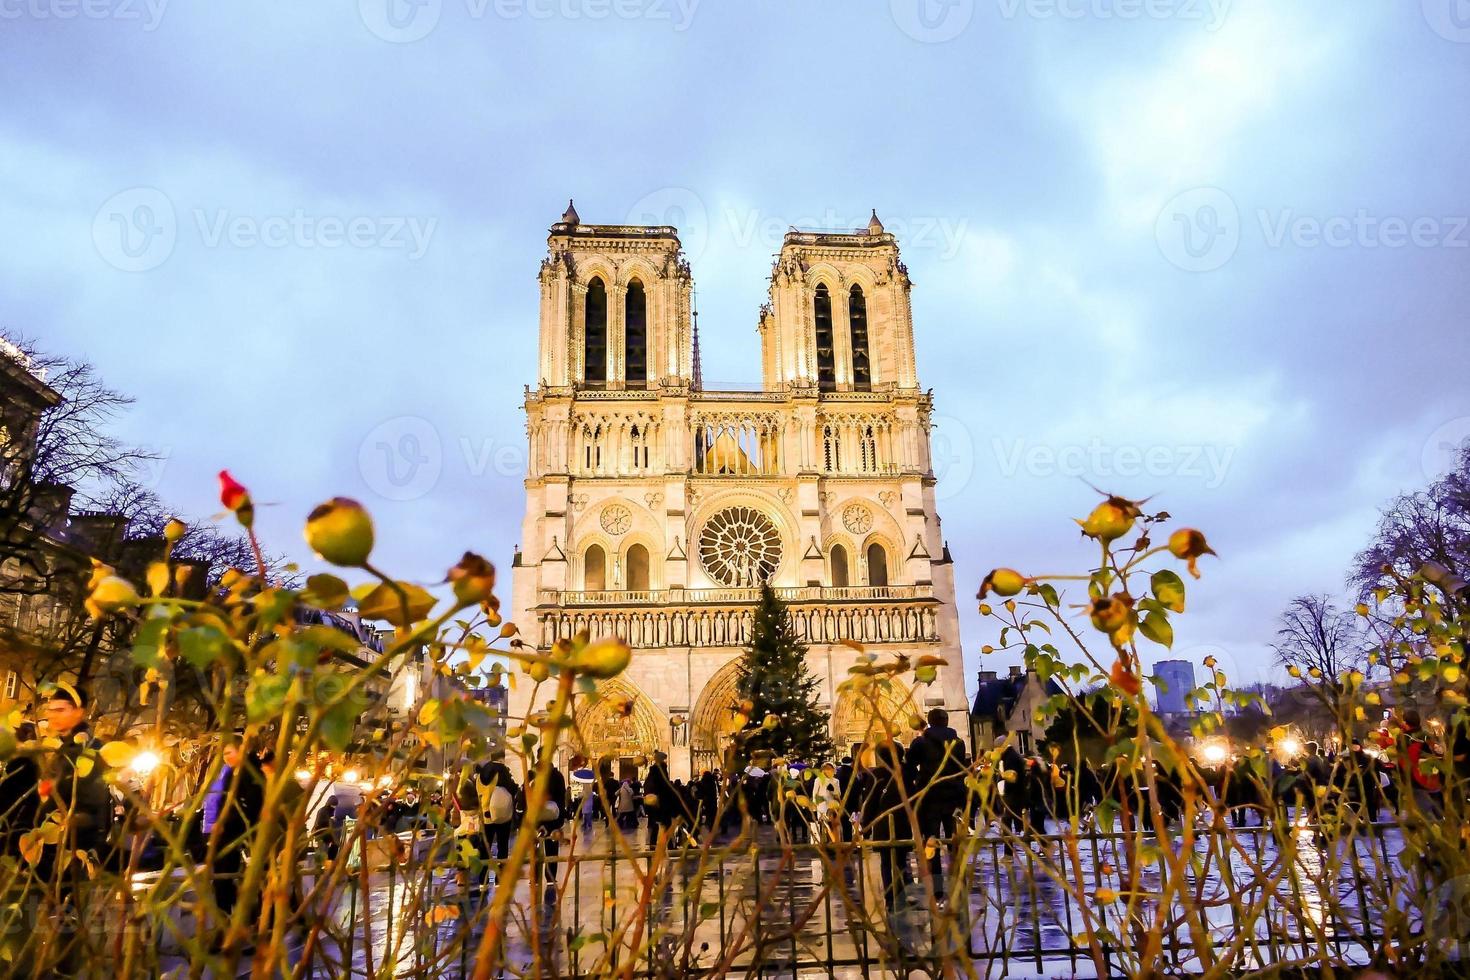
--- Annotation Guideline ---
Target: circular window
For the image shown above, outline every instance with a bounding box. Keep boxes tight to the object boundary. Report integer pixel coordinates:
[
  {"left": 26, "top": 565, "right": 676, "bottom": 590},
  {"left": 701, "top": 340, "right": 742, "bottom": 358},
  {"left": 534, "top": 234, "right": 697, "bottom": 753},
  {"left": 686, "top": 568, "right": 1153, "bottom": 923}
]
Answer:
[
  {"left": 599, "top": 504, "right": 631, "bottom": 535},
  {"left": 842, "top": 503, "right": 872, "bottom": 534},
  {"left": 699, "top": 506, "right": 783, "bottom": 587}
]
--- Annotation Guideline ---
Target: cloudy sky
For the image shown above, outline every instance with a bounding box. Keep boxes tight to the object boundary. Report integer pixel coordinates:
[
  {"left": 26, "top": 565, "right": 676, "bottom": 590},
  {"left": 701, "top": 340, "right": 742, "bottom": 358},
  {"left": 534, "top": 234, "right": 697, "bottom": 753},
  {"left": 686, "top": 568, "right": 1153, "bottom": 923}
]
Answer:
[{"left": 2, "top": 0, "right": 1468, "bottom": 693}]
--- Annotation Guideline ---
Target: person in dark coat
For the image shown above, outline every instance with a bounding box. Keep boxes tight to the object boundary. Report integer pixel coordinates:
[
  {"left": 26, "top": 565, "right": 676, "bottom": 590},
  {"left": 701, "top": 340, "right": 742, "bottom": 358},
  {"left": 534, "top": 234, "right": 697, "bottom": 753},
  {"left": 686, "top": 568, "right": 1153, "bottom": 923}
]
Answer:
[
  {"left": 642, "top": 752, "right": 681, "bottom": 847},
  {"left": 695, "top": 770, "right": 719, "bottom": 831},
  {"left": 995, "top": 741, "right": 1028, "bottom": 834},
  {"left": 312, "top": 796, "right": 341, "bottom": 860},
  {"left": 0, "top": 723, "right": 39, "bottom": 856},
  {"left": 210, "top": 739, "right": 265, "bottom": 917},
  {"left": 835, "top": 755, "right": 855, "bottom": 841},
  {"left": 533, "top": 754, "right": 568, "bottom": 884},
  {"left": 38, "top": 686, "right": 113, "bottom": 879},
  {"left": 476, "top": 757, "right": 520, "bottom": 863},
  {"left": 856, "top": 741, "right": 911, "bottom": 912},
  {"left": 904, "top": 709, "right": 969, "bottom": 895}
]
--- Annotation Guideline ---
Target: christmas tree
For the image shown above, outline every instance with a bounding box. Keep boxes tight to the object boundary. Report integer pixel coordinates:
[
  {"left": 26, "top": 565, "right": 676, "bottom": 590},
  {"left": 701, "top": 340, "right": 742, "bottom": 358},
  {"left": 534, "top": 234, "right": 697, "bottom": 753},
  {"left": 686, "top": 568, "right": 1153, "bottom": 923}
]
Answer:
[{"left": 735, "top": 584, "right": 834, "bottom": 764}]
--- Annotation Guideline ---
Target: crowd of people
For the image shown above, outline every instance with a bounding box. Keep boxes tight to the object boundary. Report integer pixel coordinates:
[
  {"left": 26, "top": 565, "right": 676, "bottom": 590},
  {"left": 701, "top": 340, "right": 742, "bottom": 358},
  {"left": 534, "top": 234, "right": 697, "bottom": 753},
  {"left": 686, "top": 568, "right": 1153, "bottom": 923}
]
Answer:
[{"left": 2, "top": 687, "right": 1467, "bottom": 923}]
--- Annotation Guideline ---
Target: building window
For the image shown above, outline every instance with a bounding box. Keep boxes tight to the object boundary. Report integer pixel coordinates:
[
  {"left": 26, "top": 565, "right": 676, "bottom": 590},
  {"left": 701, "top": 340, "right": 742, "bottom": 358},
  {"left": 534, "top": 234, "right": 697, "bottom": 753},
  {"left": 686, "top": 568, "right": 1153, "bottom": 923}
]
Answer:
[
  {"left": 830, "top": 544, "right": 850, "bottom": 588},
  {"left": 849, "top": 284, "right": 871, "bottom": 391},
  {"left": 813, "top": 283, "right": 836, "bottom": 392},
  {"left": 625, "top": 280, "right": 647, "bottom": 387},
  {"left": 866, "top": 542, "right": 889, "bottom": 587},
  {"left": 584, "top": 544, "right": 607, "bottom": 591},
  {"left": 626, "top": 543, "right": 650, "bottom": 591},
  {"left": 585, "top": 277, "right": 608, "bottom": 385},
  {"left": 2, "top": 671, "right": 16, "bottom": 700}
]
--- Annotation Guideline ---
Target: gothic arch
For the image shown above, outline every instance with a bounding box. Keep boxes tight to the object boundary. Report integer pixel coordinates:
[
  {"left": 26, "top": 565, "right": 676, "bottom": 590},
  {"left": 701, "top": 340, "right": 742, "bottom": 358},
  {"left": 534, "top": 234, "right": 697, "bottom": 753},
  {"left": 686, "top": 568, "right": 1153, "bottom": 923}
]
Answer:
[
  {"left": 690, "top": 657, "right": 746, "bottom": 763},
  {"left": 832, "top": 676, "right": 918, "bottom": 754},
  {"left": 616, "top": 257, "right": 663, "bottom": 290},
  {"left": 803, "top": 264, "right": 846, "bottom": 291},
  {"left": 570, "top": 676, "right": 665, "bottom": 764}
]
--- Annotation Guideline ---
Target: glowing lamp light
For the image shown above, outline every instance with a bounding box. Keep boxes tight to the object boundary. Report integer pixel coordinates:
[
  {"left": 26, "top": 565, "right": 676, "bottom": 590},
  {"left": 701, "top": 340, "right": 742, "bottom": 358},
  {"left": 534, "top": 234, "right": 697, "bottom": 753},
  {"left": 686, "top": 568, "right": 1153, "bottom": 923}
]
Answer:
[
  {"left": 1278, "top": 736, "right": 1304, "bottom": 759},
  {"left": 342, "top": 769, "right": 360, "bottom": 785},
  {"left": 129, "top": 750, "right": 162, "bottom": 776},
  {"left": 295, "top": 769, "right": 313, "bottom": 784},
  {"left": 1199, "top": 741, "right": 1230, "bottom": 766}
]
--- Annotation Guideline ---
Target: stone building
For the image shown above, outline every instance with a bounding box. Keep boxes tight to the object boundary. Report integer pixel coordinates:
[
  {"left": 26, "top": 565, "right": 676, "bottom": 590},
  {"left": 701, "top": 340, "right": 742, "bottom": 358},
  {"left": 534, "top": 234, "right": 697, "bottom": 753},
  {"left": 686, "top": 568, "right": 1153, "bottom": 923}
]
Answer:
[
  {"left": 509, "top": 204, "right": 970, "bottom": 780},
  {"left": 969, "top": 667, "right": 1061, "bottom": 756}
]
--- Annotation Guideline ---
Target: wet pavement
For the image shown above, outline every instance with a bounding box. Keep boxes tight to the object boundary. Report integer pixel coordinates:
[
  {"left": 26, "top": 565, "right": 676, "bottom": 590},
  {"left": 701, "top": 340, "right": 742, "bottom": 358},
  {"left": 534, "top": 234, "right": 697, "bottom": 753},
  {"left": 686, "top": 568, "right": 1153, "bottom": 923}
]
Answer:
[{"left": 158, "top": 819, "right": 1428, "bottom": 978}]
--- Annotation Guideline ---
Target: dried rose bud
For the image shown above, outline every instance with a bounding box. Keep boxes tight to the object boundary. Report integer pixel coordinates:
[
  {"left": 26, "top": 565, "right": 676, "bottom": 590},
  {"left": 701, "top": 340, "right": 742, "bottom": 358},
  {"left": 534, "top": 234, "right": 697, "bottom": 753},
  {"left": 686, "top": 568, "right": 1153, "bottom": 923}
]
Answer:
[
  {"left": 1167, "top": 529, "right": 1216, "bottom": 578},
  {"left": 86, "top": 575, "right": 140, "bottom": 619},
  {"left": 979, "top": 568, "right": 1026, "bottom": 599},
  {"left": 448, "top": 552, "right": 496, "bottom": 605},
  {"left": 568, "top": 638, "right": 631, "bottom": 679},
  {"left": 1078, "top": 498, "right": 1137, "bottom": 543},
  {"left": 1089, "top": 594, "right": 1133, "bottom": 634},
  {"left": 305, "top": 497, "right": 375, "bottom": 567}
]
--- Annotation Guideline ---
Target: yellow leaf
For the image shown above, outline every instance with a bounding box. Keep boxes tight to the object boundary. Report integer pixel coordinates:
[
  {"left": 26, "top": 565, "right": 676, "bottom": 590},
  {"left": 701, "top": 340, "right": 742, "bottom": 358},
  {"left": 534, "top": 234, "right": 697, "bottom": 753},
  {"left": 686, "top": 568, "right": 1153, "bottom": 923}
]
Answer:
[
  {"left": 425, "top": 904, "right": 459, "bottom": 926},
  {"left": 18, "top": 831, "right": 42, "bottom": 866},
  {"left": 99, "top": 741, "right": 133, "bottom": 769},
  {"left": 74, "top": 756, "right": 94, "bottom": 778}
]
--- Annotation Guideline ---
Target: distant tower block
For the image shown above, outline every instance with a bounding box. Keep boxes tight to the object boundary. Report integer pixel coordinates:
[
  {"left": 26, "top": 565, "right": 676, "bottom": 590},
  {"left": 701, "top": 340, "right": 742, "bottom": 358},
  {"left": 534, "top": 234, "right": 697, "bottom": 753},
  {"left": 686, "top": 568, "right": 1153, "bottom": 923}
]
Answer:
[{"left": 1153, "top": 659, "right": 1197, "bottom": 716}]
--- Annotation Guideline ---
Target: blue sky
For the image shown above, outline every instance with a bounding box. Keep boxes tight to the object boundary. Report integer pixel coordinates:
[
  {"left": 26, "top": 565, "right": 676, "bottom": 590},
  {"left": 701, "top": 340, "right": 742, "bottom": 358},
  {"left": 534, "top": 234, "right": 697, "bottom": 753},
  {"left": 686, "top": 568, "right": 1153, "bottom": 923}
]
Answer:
[{"left": 3, "top": 0, "right": 1468, "bottom": 693}]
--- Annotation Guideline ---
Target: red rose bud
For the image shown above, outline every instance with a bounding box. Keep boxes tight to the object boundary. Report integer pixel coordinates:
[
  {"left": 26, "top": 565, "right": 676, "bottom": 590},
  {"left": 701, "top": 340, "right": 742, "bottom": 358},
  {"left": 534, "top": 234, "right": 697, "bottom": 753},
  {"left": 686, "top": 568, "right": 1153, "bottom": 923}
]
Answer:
[
  {"left": 218, "top": 470, "right": 254, "bottom": 528},
  {"left": 304, "top": 497, "right": 375, "bottom": 566}
]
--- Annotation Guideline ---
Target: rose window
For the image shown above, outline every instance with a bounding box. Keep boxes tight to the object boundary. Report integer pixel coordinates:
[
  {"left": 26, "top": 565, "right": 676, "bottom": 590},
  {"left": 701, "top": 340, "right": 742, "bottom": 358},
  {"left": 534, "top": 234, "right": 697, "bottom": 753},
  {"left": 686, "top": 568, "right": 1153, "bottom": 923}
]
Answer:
[
  {"left": 698, "top": 506, "right": 783, "bottom": 587},
  {"left": 599, "top": 504, "right": 631, "bottom": 535},
  {"left": 842, "top": 503, "right": 872, "bottom": 534}
]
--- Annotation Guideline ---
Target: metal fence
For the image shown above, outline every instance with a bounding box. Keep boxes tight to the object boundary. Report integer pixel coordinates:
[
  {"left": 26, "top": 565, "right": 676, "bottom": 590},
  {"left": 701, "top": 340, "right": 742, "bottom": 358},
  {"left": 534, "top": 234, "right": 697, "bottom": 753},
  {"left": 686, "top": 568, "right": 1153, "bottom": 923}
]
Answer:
[{"left": 225, "top": 819, "right": 1440, "bottom": 978}]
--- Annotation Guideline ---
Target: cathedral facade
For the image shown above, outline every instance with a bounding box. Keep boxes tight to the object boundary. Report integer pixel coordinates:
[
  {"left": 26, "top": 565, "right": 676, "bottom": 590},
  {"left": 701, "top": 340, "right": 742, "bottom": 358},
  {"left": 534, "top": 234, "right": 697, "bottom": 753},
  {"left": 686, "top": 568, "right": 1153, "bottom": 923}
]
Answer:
[{"left": 509, "top": 203, "right": 969, "bottom": 780}]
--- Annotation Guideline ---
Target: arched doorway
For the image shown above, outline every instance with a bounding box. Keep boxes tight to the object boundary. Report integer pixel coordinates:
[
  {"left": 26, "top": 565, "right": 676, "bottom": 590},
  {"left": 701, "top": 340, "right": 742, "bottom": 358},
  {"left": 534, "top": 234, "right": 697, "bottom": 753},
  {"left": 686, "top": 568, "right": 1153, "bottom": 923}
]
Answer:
[
  {"left": 832, "top": 676, "right": 917, "bottom": 758},
  {"left": 690, "top": 658, "right": 748, "bottom": 774},
  {"left": 569, "top": 677, "right": 663, "bottom": 779}
]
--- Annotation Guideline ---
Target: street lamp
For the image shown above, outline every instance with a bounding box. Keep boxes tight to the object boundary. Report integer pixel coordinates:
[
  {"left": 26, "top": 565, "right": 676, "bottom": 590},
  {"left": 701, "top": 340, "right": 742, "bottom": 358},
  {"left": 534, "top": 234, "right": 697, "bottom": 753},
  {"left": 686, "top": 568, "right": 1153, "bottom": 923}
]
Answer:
[{"left": 129, "top": 749, "right": 162, "bottom": 777}]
